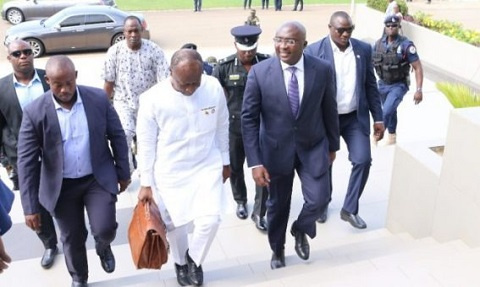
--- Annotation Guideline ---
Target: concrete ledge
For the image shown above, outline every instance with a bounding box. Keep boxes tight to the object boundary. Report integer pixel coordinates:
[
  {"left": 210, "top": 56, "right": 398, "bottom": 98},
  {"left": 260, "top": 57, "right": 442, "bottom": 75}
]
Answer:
[
  {"left": 353, "top": 4, "right": 480, "bottom": 91},
  {"left": 387, "top": 107, "right": 480, "bottom": 247},
  {"left": 386, "top": 140, "right": 443, "bottom": 238}
]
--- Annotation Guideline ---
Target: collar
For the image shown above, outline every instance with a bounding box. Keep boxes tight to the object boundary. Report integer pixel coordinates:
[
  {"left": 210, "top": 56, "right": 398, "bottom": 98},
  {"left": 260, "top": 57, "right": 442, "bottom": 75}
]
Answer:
[
  {"left": 328, "top": 36, "right": 353, "bottom": 53},
  {"left": 52, "top": 87, "right": 82, "bottom": 110},
  {"left": 280, "top": 55, "right": 304, "bottom": 72},
  {"left": 12, "top": 70, "right": 41, "bottom": 86}
]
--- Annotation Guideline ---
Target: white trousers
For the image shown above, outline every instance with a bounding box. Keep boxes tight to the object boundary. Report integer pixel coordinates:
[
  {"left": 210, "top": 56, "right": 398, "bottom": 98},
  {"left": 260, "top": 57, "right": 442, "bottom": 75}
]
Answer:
[
  {"left": 166, "top": 215, "right": 221, "bottom": 266},
  {"left": 113, "top": 101, "right": 137, "bottom": 174}
]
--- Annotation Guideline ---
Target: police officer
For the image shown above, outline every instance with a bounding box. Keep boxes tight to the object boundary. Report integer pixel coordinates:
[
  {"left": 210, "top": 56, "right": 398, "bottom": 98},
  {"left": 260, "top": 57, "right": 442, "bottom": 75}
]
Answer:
[
  {"left": 213, "top": 25, "right": 269, "bottom": 232},
  {"left": 373, "top": 15, "right": 424, "bottom": 145}
]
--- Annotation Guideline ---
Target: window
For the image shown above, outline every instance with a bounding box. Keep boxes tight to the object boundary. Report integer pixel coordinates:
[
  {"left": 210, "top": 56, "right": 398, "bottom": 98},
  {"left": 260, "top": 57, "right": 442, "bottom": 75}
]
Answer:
[
  {"left": 59, "top": 15, "right": 85, "bottom": 28},
  {"left": 85, "top": 14, "right": 114, "bottom": 25}
]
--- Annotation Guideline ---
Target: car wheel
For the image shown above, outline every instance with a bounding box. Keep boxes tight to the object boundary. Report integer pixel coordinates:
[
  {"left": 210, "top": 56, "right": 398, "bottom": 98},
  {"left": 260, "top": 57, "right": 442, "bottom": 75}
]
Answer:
[
  {"left": 25, "top": 39, "right": 45, "bottom": 58},
  {"left": 6, "top": 8, "right": 24, "bottom": 25},
  {"left": 111, "top": 33, "right": 125, "bottom": 45}
]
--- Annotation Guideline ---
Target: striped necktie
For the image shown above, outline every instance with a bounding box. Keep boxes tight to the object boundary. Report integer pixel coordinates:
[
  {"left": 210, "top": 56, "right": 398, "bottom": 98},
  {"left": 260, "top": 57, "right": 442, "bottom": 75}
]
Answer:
[{"left": 287, "top": 66, "right": 299, "bottom": 117}]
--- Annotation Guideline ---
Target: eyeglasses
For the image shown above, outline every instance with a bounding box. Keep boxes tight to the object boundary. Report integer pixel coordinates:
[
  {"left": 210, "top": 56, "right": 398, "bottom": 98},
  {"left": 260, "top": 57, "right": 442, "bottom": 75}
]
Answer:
[
  {"left": 385, "top": 24, "right": 399, "bottom": 28},
  {"left": 331, "top": 25, "right": 355, "bottom": 35},
  {"left": 273, "top": 37, "right": 298, "bottom": 46},
  {"left": 9, "top": 49, "right": 33, "bottom": 58}
]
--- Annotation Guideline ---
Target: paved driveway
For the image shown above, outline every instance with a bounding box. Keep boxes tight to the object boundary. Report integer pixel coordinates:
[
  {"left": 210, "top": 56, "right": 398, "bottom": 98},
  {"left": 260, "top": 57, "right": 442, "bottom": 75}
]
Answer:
[{"left": 0, "top": 2, "right": 478, "bottom": 86}]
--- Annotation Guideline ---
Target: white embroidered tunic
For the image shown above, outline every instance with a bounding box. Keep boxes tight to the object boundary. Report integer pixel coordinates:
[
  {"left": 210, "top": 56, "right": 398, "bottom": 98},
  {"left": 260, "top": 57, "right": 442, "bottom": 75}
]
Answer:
[{"left": 137, "top": 75, "right": 229, "bottom": 226}]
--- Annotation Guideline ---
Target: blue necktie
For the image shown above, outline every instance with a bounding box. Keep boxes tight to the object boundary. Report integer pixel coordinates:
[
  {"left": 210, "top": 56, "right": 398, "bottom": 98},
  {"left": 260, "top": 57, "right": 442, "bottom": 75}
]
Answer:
[{"left": 287, "top": 66, "right": 299, "bottom": 117}]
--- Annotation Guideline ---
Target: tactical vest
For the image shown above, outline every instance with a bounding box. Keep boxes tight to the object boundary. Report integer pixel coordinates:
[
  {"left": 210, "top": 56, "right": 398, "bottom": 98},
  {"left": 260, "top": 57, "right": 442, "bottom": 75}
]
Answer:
[{"left": 373, "top": 38, "right": 411, "bottom": 84}]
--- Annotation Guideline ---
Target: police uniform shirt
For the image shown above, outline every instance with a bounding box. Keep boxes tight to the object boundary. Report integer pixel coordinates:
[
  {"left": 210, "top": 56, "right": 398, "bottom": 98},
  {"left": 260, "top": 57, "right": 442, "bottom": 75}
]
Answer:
[
  {"left": 380, "top": 35, "right": 420, "bottom": 64},
  {"left": 213, "top": 53, "right": 269, "bottom": 121}
]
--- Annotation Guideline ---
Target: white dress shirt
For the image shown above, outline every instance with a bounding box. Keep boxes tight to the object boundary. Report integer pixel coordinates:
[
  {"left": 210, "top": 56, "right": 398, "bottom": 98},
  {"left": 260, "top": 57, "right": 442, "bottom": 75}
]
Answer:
[
  {"left": 53, "top": 88, "right": 92, "bottom": 178},
  {"left": 329, "top": 37, "right": 358, "bottom": 114}
]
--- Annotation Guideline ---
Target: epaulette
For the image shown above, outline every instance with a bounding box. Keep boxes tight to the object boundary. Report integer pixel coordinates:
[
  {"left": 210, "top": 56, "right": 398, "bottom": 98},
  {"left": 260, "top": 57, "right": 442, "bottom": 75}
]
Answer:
[
  {"left": 256, "top": 53, "right": 271, "bottom": 59},
  {"left": 217, "top": 54, "right": 236, "bottom": 65}
]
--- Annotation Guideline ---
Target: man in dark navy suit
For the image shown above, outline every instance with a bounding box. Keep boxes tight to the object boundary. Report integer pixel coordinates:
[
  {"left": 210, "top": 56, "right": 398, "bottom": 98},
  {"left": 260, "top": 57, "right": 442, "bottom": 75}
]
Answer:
[
  {"left": 305, "top": 11, "right": 385, "bottom": 229},
  {"left": 242, "top": 21, "right": 339, "bottom": 269},
  {"left": 17, "top": 55, "right": 130, "bottom": 287}
]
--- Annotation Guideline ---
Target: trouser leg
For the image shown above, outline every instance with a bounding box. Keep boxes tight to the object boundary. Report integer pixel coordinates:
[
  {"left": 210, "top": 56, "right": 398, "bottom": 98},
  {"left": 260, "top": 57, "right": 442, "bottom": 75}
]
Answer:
[
  {"left": 252, "top": 185, "right": 268, "bottom": 217},
  {"left": 229, "top": 132, "right": 247, "bottom": 204},
  {"left": 37, "top": 204, "right": 58, "bottom": 249}
]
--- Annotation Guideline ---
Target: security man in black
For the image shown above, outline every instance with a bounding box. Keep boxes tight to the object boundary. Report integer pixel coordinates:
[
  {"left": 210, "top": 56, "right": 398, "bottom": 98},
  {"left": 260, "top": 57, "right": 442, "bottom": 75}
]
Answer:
[{"left": 213, "top": 25, "right": 269, "bottom": 232}]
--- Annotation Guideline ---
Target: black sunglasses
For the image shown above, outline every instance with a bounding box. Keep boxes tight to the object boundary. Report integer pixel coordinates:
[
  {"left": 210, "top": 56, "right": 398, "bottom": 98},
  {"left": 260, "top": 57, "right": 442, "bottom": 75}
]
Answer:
[
  {"left": 385, "top": 23, "right": 399, "bottom": 28},
  {"left": 10, "top": 49, "right": 33, "bottom": 58},
  {"left": 330, "top": 25, "right": 355, "bottom": 34}
]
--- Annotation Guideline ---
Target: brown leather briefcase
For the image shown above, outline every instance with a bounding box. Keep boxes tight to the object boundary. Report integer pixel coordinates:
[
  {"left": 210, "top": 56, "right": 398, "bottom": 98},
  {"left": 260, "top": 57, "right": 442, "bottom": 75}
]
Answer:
[{"left": 128, "top": 199, "right": 169, "bottom": 269}]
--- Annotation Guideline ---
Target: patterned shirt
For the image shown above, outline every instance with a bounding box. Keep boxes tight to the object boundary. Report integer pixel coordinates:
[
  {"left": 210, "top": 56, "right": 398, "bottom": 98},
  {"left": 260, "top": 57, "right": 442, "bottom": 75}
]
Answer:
[{"left": 102, "top": 39, "right": 169, "bottom": 109}]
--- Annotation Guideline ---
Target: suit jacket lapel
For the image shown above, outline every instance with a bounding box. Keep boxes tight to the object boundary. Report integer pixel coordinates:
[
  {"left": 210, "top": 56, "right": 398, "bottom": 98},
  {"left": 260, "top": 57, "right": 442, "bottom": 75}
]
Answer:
[
  {"left": 351, "top": 40, "right": 363, "bottom": 101},
  {"left": 4, "top": 75, "right": 24, "bottom": 116},
  {"left": 44, "top": 91, "right": 63, "bottom": 146},
  {"left": 301, "top": 54, "right": 316, "bottom": 116},
  {"left": 77, "top": 86, "right": 95, "bottom": 141}
]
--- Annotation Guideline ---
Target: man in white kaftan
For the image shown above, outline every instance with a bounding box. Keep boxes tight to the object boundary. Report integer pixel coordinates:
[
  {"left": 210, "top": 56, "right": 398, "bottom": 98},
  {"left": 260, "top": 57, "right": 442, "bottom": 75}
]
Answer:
[
  {"left": 136, "top": 49, "right": 230, "bottom": 287},
  {"left": 102, "top": 16, "right": 169, "bottom": 173}
]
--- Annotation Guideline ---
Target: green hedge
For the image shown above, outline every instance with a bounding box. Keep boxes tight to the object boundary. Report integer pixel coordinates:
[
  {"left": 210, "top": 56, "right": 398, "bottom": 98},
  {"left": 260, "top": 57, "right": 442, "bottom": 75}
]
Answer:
[
  {"left": 366, "top": 0, "right": 479, "bottom": 47},
  {"left": 414, "top": 12, "right": 480, "bottom": 47}
]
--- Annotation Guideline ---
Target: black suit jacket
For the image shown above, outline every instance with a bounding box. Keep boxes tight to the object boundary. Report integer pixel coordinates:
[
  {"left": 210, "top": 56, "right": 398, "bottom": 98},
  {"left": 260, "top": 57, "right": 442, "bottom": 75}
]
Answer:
[
  {"left": 0, "top": 69, "right": 49, "bottom": 167},
  {"left": 305, "top": 38, "right": 383, "bottom": 134}
]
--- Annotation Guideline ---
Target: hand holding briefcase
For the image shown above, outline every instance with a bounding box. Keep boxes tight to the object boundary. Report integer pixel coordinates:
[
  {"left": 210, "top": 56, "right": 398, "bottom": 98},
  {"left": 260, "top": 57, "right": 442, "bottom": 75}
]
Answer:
[{"left": 128, "top": 199, "right": 169, "bottom": 269}]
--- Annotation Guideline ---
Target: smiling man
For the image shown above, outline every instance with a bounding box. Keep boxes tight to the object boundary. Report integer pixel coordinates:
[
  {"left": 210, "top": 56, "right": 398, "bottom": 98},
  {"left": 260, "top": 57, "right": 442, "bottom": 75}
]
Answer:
[
  {"left": 305, "top": 11, "right": 384, "bottom": 229},
  {"left": 241, "top": 21, "right": 339, "bottom": 269}
]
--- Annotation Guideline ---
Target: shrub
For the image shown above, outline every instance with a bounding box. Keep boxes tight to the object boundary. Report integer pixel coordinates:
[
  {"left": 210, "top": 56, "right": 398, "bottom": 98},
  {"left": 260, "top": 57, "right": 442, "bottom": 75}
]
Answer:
[
  {"left": 414, "top": 12, "right": 480, "bottom": 47},
  {"left": 436, "top": 82, "right": 480, "bottom": 108}
]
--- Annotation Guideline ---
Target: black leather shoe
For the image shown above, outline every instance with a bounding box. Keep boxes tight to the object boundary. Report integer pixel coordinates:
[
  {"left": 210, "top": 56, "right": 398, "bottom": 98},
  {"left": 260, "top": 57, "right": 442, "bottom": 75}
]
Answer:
[
  {"left": 186, "top": 250, "right": 203, "bottom": 286},
  {"left": 270, "top": 250, "right": 285, "bottom": 269},
  {"left": 236, "top": 203, "right": 248, "bottom": 219},
  {"left": 41, "top": 246, "right": 58, "bottom": 269},
  {"left": 71, "top": 280, "right": 88, "bottom": 287},
  {"left": 251, "top": 214, "right": 268, "bottom": 231},
  {"left": 290, "top": 221, "right": 309, "bottom": 260},
  {"left": 99, "top": 245, "right": 115, "bottom": 273},
  {"left": 316, "top": 207, "right": 328, "bottom": 223},
  {"left": 175, "top": 263, "right": 192, "bottom": 286},
  {"left": 340, "top": 209, "right": 367, "bottom": 229}
]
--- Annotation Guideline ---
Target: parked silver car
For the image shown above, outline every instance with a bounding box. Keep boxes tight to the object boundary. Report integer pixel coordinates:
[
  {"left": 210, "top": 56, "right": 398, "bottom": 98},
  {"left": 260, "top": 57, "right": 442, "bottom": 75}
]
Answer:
[
  {"left": 4, "top": 5, "right": 150, "bottom": 57},
  {"left": 2, "top": 0, "right": 116, "bottom": 25}
]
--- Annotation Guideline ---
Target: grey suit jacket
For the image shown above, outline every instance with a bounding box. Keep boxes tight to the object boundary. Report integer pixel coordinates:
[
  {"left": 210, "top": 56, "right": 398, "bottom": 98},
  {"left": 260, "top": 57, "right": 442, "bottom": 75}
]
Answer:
[
  {"left": 0, "top": 69, "right": 49, "bottom": 166},
  {"left": 17, "top": 85, "right": 130, "bottom": 215},
  {"left": 241, "top": 54, "right": 340, "bottom": 177},
  {"left": 305, "top": 37, "right": 383, "bottom": 134}
]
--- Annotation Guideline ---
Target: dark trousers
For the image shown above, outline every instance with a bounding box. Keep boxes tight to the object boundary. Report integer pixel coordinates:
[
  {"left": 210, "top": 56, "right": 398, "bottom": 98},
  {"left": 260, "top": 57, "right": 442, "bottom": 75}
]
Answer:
[
  {"left": 293, "top": 0, "right": 303, "bottom": 10},
  {"left": 54, "top": 175, "right": 117, "bottom": 282},
  {"left": 274, "top": 0, "right": 282, "bottom": 10},
  {"left": 194, "top": 0, "right": 202, "bottom": 11},
  {"left": 37, "top": 204, "right": 58, "bottom": 249},
  {"left": 244, "top": 0, "right": 252, "bottom": 9},
  {"left": 262, "top": 0, "right": 269, "bottom": 9},
  {"left": 335, "top": 111, "right": 371, "bottom": 214},
  {"left": 229, "top": 131, "right": 268, "bottom": 217},
  {"left": 267, "top": 154, "right": 330, "bottom": 254}
]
